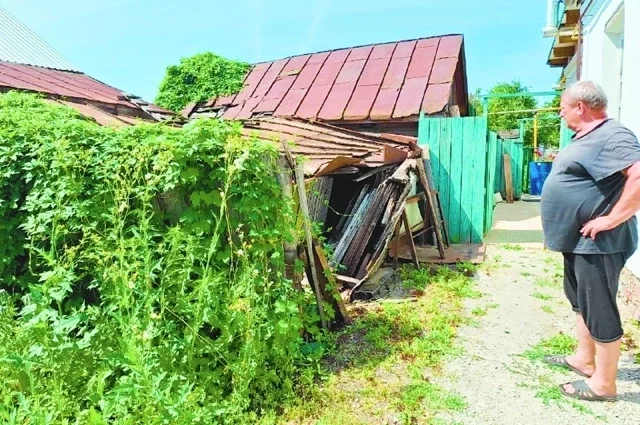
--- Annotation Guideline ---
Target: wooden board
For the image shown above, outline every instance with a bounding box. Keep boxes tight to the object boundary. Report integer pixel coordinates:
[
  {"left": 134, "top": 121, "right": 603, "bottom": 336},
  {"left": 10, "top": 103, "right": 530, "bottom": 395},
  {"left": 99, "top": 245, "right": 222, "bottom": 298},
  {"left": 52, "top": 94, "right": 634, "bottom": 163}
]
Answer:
[
  {"left": 503, "top": 153, "right": 514, "bottom": 203},
  {"left": 471, "top": 117, "right": 488, "bottom": 243},
  {"left": 390, "top": 239, "right": 486, "bottom": 264},
  {"left": 460, "top": 117, "right": 475, "bottom": 243}
]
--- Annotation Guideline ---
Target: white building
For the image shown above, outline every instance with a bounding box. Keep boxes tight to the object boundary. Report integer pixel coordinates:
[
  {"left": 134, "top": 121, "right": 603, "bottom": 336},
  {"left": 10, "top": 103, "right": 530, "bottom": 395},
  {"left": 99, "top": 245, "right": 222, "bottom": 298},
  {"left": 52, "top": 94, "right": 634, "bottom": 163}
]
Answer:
[{"left": 543, "top": 0, "right": 640, "bottom": 277}]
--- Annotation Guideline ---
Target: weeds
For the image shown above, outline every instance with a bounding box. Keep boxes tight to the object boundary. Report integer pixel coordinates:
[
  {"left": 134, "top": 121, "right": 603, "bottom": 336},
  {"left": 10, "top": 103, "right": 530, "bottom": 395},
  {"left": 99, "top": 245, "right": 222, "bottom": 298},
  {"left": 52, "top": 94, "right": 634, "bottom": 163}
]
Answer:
[{"left": 532, "top": 292, "right": 553, "bottom": 301}]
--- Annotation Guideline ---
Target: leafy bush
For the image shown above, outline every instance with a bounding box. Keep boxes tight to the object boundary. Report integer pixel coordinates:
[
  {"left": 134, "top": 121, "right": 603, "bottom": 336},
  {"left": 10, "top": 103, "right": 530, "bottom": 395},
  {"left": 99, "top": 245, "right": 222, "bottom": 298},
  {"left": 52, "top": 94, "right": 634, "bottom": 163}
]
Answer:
[
  {"left": 155, "top": 52, "right": 250, "bottom": 113},
  {"left": 0, "top": 92, "right": 317, "bottom": 424}
]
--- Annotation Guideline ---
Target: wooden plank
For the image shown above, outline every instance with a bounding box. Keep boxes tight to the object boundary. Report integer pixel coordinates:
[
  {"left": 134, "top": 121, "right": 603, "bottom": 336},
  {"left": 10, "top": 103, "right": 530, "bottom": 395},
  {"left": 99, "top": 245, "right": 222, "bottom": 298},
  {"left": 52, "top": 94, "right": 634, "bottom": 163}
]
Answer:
[
  {"left": 416, "top": 152, "right": 446, "bottom": 258},
  {"left": 503, "top": 153, "right": 514, "bottom": 203},
  {"left": 402, "top": 210, "right": 420, "bottom": 268},
  {"left": 438, "top": 118, "right": 452, "bottom": 233},
  {"left": 390, "top": 238, "right": 486, "bottom": 264},
  {"left": 471, "top": 117, "right": 488, "bottom": 243},
  {"left": 460, "top": 117, "right": 475, "bottom": 243},
  {"left": 294, "top": 163, "right": 327, "bottom": 329},
  {"left": 448, "top": 118, "right": 464, "bottom": 243},
  {"left": 484, "top": 132, "right": 499, "bottom": 233}
]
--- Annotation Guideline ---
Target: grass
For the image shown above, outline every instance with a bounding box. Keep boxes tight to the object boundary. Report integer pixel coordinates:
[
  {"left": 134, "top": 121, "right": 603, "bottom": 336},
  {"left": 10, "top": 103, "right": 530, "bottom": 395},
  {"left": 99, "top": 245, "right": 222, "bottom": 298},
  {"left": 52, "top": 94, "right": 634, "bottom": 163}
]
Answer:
[
  {"left": 522, "top": 333, "right": 577, "bottom": 363},
  {"left": 471, "top": 303, "right": 498, "bottom": 317},
  {"left": 541, "top": 305, "right": 554, "bottom": 314},
  {"left": 532, "top": 291, "right": 553, "bottom": 301},
  {"left": 503, "top": 244, "right": 524, "bottom": 251},
  {"left": 521, "top": 271, "right": 533, "bottom": 277},
  {"left": 515, "top": 334, "right": 606, "bottom": 421},
  {"left": 533, "top": 276, "right": 560, "bottom": 289},
  {"left": 281, "top": 264, "right": 479, "bottom": 424}
]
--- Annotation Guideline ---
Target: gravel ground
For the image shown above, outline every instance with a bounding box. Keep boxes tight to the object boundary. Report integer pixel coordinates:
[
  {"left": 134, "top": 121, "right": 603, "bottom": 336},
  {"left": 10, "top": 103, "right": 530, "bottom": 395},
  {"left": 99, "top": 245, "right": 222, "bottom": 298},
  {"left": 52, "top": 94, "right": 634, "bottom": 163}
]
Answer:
[{"left": 434, "top": 244, "right": 640, "bottom": 425}]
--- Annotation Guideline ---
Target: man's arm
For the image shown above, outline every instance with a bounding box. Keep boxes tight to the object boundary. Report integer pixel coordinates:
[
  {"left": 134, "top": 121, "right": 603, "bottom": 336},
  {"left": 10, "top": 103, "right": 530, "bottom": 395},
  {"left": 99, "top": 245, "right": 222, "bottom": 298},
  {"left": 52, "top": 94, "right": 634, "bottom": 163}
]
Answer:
[{"left": 581, "top": 161, "right": 640, "bottom": 239}]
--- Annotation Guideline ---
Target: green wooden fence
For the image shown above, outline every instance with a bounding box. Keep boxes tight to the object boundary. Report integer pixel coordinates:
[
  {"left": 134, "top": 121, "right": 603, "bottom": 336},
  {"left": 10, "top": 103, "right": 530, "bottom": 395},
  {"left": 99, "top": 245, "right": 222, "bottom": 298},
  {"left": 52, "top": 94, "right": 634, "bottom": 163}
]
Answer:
[
  {"left": 418, "top": 115, "right": 489, "bottom": 244},
  {"left": 485, "top": 132, "right": 499, "bottom": 234}
]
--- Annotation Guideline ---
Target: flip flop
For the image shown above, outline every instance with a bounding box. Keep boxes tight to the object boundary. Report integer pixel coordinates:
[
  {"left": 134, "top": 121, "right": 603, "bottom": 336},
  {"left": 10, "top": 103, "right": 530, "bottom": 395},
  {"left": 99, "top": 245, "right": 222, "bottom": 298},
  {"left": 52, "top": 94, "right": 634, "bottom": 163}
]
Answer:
[
  {"left": 543, "top": 355, "right": 592, "bottom": 378},
  {"left": 558, "top": 380, "right": 617, "bottom": 402}
]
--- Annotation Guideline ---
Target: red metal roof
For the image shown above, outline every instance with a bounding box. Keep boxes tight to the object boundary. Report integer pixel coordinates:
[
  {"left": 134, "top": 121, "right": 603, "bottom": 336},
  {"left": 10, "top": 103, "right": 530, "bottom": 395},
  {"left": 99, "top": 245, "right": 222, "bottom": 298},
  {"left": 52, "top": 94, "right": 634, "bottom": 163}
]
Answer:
[
  {"left": 0, "top": 61, "right": 172, "bottom": 118},
  {"left": 191, "top": 34, "right": 464, "bottom": 122}
]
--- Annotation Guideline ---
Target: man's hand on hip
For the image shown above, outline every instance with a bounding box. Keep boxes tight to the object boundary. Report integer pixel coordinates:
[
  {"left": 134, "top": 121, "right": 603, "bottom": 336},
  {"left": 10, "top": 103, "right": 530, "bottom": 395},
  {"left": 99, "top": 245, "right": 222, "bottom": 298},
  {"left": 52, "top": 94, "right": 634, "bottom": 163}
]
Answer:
[{"left": 581, "top": 216, "right": 617, "bottom": 240}]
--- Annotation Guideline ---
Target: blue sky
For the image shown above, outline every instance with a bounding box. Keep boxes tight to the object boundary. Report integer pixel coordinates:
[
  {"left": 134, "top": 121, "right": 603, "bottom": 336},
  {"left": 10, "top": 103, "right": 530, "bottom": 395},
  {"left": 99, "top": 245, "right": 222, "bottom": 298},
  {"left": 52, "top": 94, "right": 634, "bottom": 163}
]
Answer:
[{"left": 2, "top": 0, "right": 561, "bottom": 103}]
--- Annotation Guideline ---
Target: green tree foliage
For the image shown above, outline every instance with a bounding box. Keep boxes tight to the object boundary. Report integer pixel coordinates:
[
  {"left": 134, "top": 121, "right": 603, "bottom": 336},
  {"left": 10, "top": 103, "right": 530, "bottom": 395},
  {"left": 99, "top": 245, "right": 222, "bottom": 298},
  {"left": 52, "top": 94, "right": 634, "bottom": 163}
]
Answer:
[
  {"left": 0, "top": 92, "right": 323, "bottom": 424},
  {"left": 155, "top": 52, "right": 250, "bottom": 112},
  {"left": 470, "top": 81, "right": 562, "bottom": 148}
]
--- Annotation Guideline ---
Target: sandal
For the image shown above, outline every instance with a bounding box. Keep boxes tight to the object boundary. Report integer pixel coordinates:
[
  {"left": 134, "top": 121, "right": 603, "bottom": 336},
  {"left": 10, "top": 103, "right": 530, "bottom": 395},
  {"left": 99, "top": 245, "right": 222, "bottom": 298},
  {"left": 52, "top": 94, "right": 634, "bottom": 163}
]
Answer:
[
  {"left": 559, "top": 380, "right": 617, "bottom": 402},
  {"left": 543, "top": 355, "right": 592, "bottom": 378}
]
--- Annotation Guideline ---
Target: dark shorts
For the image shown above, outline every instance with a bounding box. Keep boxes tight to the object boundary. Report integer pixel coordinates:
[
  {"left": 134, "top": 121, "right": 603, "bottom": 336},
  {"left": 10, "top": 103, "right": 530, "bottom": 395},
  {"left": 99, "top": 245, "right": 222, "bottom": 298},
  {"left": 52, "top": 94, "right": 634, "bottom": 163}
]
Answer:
[{"left": 563, "top": 252, "right": 630, "bottom": 343}]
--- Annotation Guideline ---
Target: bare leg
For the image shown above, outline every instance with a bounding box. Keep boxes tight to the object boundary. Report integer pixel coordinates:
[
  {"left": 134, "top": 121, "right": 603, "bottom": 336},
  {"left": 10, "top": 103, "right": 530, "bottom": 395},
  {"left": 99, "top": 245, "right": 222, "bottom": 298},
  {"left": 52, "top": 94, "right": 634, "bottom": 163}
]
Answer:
[
  {"left": 565, "top": 313, "right": 596, "bottom": 376},
  {"left": 563, "top": 338, "right": 620, "bottom": 397}
]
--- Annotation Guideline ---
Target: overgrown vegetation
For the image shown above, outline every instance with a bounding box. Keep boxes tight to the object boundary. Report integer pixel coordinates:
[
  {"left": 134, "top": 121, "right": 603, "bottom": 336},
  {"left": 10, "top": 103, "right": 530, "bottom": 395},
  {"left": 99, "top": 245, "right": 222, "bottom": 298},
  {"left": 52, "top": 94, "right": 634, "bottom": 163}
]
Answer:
[
  {"left": 282, "top": 265, "right": 480, "bottom": 424},
  {"left": 0, "top": 92, "right": 322, "bottom": 424},
  {"left": 155, "top": 52, "right": 250, "bottom": 112}
]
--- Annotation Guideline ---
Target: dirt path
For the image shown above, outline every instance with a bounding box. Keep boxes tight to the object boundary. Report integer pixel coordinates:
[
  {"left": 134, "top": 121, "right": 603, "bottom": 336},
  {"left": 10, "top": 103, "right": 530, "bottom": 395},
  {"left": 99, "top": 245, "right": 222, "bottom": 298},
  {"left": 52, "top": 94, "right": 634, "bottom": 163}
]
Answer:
[{"left": 434, "top": 204, "right": 640, "bottom": 425}]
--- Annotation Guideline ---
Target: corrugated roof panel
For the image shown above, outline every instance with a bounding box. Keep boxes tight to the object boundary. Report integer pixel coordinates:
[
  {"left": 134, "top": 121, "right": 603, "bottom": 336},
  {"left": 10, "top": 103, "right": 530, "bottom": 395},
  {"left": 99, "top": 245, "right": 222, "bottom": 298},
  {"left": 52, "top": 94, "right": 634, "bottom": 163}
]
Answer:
[{"left": 0, "top": 7, "right": 79, "bottom": 71}]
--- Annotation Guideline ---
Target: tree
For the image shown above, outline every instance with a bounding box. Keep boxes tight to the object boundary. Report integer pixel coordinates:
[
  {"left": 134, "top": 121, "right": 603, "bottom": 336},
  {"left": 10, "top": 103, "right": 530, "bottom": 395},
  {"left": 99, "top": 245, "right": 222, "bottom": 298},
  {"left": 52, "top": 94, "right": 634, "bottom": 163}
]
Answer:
[
  {"left": 155, "top": 52, "right": 250, "bottom": 113},
  {"left": 470, "top": 80, "right": 561, "bottom": 148}
]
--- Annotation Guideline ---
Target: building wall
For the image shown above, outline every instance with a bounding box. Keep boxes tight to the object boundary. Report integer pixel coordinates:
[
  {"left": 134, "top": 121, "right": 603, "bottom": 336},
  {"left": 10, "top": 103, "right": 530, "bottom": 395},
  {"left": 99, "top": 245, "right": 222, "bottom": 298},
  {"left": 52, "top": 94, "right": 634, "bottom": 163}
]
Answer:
[{"left": 581, "top": 0, "right": 640, "bottom": 277}]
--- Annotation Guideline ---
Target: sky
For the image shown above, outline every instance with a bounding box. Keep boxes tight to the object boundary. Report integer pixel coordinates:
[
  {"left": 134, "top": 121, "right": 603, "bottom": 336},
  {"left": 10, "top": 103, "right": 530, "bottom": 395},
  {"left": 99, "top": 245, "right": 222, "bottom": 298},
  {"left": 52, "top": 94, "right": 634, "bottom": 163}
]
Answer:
[{"left": 1, "top": 0, "right": 561, "bottom": 103}]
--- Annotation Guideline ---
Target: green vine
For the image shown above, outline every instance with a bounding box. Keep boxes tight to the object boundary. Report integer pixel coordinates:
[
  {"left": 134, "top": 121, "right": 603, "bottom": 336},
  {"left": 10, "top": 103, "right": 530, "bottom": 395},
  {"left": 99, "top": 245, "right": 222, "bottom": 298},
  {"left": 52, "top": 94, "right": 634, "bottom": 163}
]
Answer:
[
  {"left": 0, "top": 92, "right": 322, "bottom": 424},
  {"left": 155, "top": 52, "right": 250, "bottom": 113}
]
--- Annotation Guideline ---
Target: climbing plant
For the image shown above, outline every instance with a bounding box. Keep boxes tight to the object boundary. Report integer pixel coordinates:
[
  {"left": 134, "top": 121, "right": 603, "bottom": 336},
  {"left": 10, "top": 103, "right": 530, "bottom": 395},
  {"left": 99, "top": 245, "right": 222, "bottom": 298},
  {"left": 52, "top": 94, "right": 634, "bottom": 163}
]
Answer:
[
  {"left": 0, "top": 92, "right": 323, "bottom": 424},
  {"left": 155, "top": 52, "right": 250, "bottom": 112}
]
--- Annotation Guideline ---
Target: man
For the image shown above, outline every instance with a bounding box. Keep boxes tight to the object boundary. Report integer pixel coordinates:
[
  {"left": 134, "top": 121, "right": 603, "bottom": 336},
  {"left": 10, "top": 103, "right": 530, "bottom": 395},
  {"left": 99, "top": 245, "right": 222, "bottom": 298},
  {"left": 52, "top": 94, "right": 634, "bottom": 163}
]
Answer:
[{"left": 540, "top": 80, "right": 640, "bottom": 402}]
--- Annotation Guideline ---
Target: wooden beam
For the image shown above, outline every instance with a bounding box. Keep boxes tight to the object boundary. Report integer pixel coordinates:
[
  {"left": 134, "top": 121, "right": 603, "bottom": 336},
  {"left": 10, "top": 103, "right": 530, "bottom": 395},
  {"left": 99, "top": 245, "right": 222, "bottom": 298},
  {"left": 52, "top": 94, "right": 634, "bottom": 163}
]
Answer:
[
  {"left": 503, "top": 154, "right": 514, "bottom": 204},
  {"left": 402, "top": 210, "right": 420, "bottom": 268}
]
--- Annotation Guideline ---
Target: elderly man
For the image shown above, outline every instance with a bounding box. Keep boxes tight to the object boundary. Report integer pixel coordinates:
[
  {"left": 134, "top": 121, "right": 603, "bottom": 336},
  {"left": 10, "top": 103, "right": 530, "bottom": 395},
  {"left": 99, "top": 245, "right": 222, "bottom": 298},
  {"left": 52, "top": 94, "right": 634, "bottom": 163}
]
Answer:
[{"left": 540, "top": 80, "right": 640, "bottom": 402}]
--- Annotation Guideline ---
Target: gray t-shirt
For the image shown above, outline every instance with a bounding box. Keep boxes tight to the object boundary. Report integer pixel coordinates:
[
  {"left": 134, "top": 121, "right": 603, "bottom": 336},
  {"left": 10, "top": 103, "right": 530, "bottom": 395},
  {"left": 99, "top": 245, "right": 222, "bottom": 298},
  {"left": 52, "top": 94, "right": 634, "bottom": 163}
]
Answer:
[{"left": 541, "top": 119, "right": 640, "bottom": 254}]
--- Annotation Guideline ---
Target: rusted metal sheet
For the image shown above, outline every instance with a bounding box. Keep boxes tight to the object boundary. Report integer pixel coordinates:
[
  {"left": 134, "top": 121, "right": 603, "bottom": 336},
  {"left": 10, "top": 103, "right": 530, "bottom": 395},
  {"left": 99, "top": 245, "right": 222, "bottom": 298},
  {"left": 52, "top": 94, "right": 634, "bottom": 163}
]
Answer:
[
  {"left": 422, "top": 82, "right": 452, "bottom": 114},
  {"left": 436, "top": 35, "right": 463, "bottom": 59},
  {"left": 347, "top": 46, "right": 374, "bottom": 62},
  {"left": 318, "top": 81, "right": 356, "bottom": 120},
  {"left": 335, "top": 60, "right": 366, "bottom": 84},
  {"left": 291, "top": 62, "right": 324, "bottom": 90},
  {"left": 428, "top": 58, "right": 458, "bottom": 85},
  {"left": 274, "top": 88, "right": 308, "bottom": 116},
  {"left": 381, "top": 57, "right": 410, "bottom": 89},
  {"left": 417, "top": 37, "right": 440, "bottom": 48},
  {"left": 369, "top": 88, "right": 400, "bottom": 120},
  {"left": 406, "top": 46, "right": 437, "bottom": 79},
  {"left": 343, "top": 85, "right": 379, "bottom": 120},
  {"left": 358, "top": 57, "right": 391, "bottom": 86},
  {"left": 392, "top": 40, "right": 417, "bottom": 59},
  {"left": 0, "top": 61, "right": 171, "bottom": 120},
  {"left": 295, "top": 84, "right": 332, "bottom": 119},
  {"left": 393, "top": 77, "right": 429, "bottom": 118}
]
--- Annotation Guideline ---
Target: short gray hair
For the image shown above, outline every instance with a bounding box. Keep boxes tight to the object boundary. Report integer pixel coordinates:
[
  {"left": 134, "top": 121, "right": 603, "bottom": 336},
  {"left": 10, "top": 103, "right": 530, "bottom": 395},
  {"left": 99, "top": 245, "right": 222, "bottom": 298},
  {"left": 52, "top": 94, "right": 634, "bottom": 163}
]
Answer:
[{"left": 563, "top": 80, "right": 608, "bottom": 111}]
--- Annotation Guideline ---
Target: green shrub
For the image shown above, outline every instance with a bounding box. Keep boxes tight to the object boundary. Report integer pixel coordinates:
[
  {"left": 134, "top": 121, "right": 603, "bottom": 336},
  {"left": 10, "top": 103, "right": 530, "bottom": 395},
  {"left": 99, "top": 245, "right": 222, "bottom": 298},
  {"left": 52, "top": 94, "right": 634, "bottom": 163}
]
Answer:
[{"left": 0, "top": 92, "right": 317, "bottom": 424}]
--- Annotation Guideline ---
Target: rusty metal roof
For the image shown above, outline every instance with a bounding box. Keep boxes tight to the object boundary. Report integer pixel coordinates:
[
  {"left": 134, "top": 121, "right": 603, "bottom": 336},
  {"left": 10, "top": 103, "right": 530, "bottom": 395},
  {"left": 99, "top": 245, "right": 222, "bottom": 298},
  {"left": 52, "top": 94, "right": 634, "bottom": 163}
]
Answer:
[
  {"left": 240, "top": 117, "right": 416, "bottom": 175},
  {"left": 0, "top": 61, "right": 173, "bottom": 121},
  {"left": 187, "top": 34, "right": 465, "bottom": 123},
  {"left": 0, "top": 7, "right": 79, "bottom": 71}
]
